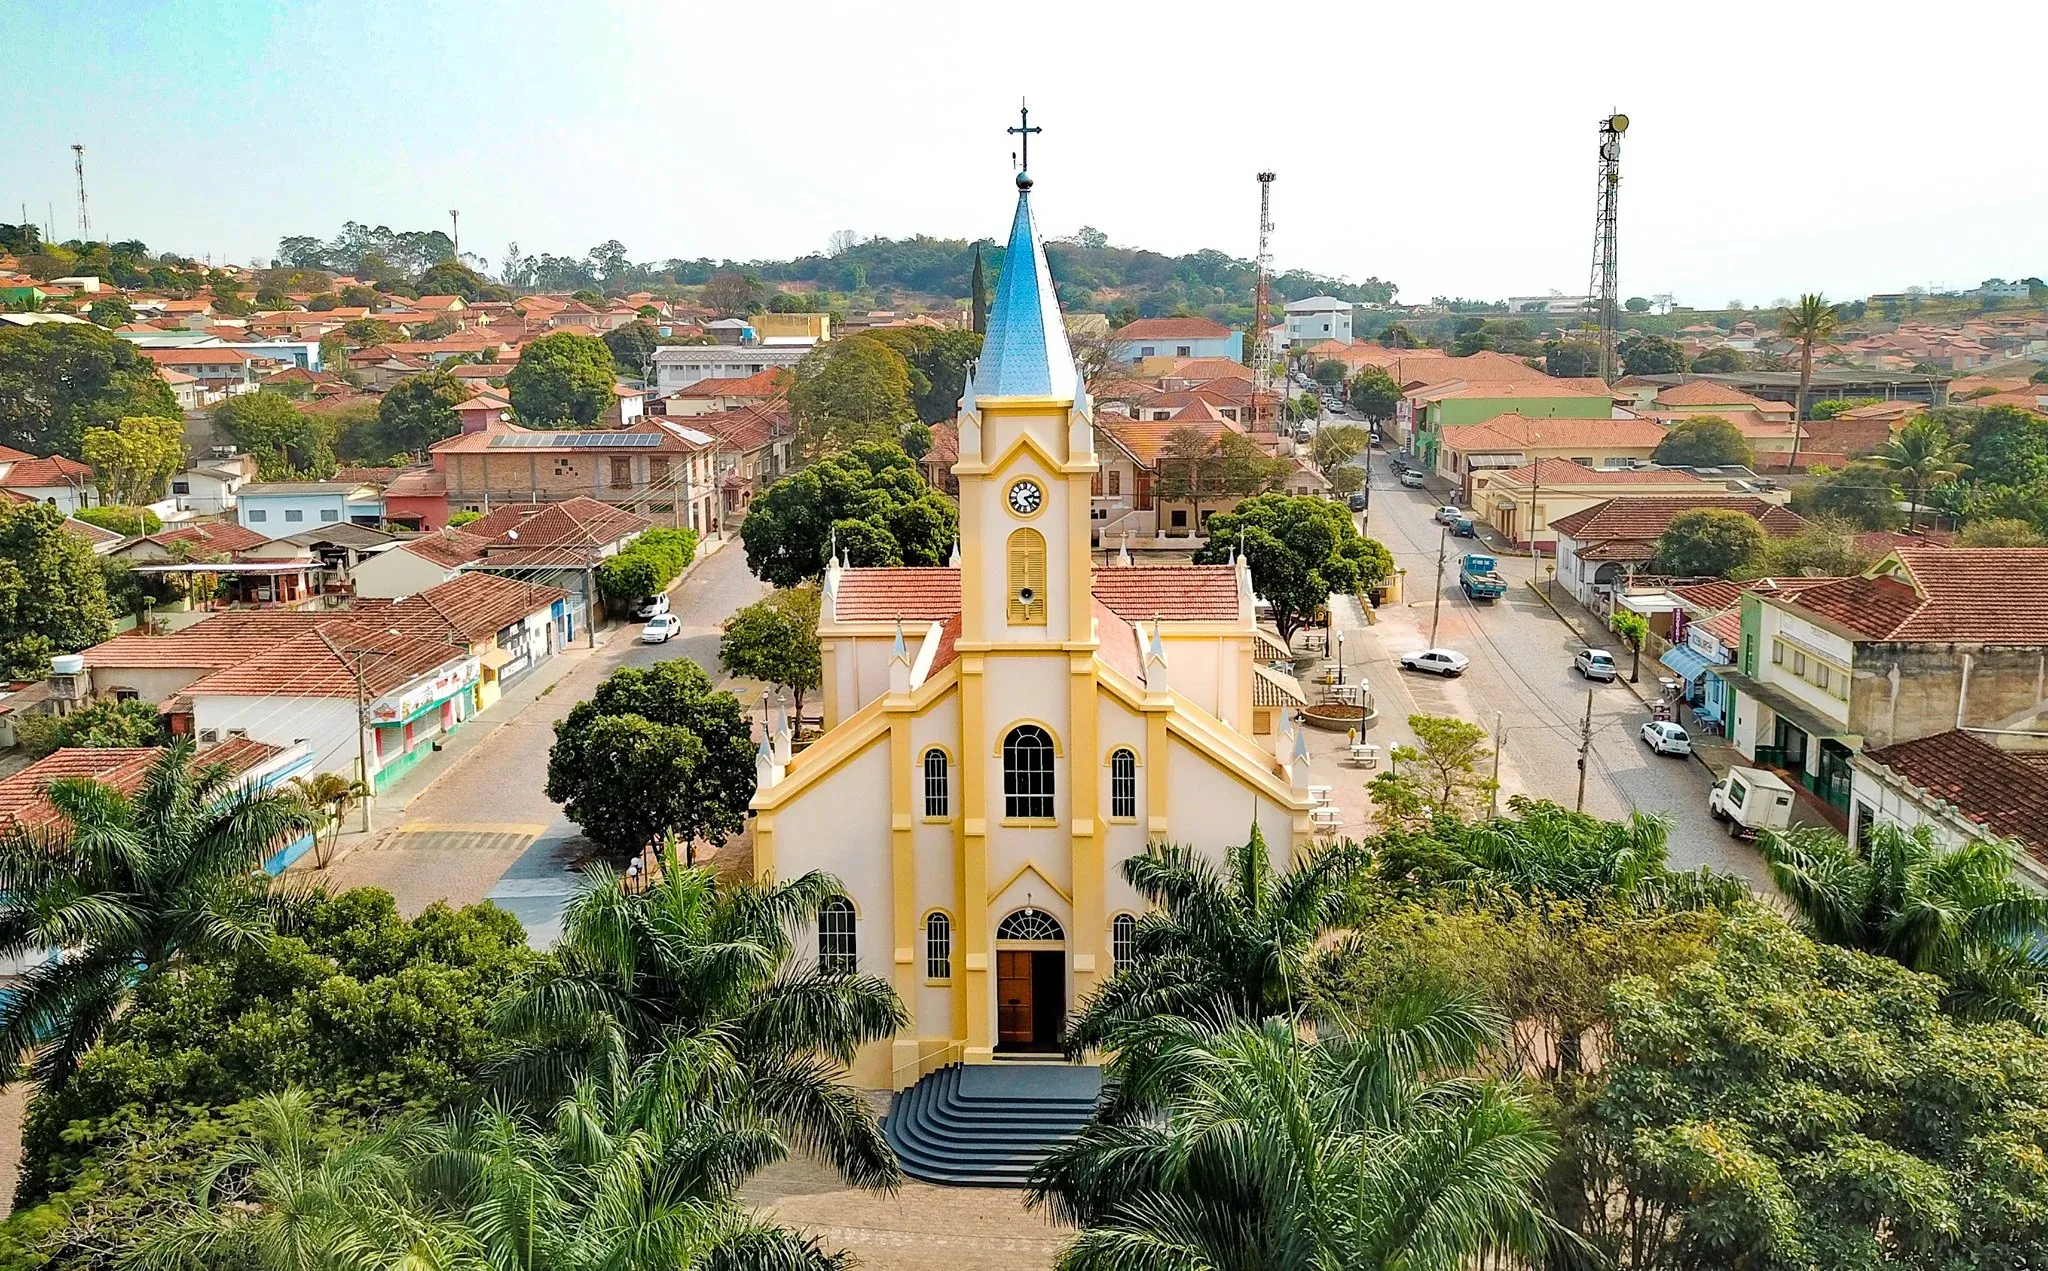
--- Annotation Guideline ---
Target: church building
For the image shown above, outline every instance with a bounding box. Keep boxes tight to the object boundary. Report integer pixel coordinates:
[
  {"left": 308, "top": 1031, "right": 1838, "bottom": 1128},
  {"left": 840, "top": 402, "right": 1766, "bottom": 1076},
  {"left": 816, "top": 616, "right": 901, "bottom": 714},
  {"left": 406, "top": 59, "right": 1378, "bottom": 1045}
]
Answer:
[{"left": 749, "top": 169, "right": 1318, "bottom": 1091}]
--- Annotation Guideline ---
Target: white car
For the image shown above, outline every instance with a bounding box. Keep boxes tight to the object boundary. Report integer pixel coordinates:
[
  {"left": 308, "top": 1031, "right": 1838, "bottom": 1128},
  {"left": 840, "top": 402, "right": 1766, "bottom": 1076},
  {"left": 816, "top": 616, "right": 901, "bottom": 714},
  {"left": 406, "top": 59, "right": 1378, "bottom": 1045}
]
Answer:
[
  {"left": 1434, "top": 505, "right": 1463, "bottom": 525},
  {"left": 1399, "top": 648, "right": 1470, "bottom": 677},
  {"left": 1574, "top": 648, "right": 1619, "bottom": 681},
  {"left": 1640, "top": 720, "right": 1692, "bottom": 756},
  {"left": 633, "top": 593, "right": 671, "bottom": 620},
  {"left": 639, "top": 613, "right": 682, "bottom": 644}
]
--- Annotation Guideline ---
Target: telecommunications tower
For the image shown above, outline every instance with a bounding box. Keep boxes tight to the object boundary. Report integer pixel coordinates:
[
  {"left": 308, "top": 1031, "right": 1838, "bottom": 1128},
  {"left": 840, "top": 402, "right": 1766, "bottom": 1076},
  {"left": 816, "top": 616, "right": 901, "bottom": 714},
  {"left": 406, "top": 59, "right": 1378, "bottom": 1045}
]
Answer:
[
  {"left": 1584, "top": 113, "right": 1627, "bottom": 382},
  {"left": 72, "top": 144, "right": 90, "bottom": 243},
  {"left": 1251, "top": 172, "right": 1276, "bottom": 429}
]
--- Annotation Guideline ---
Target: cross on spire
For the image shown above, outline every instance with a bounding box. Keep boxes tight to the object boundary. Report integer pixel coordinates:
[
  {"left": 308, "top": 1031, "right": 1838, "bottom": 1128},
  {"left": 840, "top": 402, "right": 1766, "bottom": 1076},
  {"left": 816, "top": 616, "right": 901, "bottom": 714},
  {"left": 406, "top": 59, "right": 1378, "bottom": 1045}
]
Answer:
[{"left": 1007, "top": 98, "right": 1042, "bottom": 173}]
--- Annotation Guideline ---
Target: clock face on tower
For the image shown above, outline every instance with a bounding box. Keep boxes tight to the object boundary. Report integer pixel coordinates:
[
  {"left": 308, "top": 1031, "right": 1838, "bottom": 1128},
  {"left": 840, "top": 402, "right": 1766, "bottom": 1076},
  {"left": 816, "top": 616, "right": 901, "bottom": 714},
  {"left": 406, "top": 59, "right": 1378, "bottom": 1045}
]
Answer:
[{"left": 1006, "top": 479, "right": 1044, "bottom": 516}]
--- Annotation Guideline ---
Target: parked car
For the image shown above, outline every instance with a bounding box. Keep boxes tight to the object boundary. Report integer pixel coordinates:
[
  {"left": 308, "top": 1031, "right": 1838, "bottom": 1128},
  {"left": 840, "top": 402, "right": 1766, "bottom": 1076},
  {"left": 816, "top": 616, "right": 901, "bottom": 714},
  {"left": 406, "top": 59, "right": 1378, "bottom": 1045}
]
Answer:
[
  {"left": 1399, "top": 648, "right": 1470, "bottom": 677},
  {"left": 1398, "top": 470, "right": 1426, "bottom": 489},
  {"left": 1452, "top": 517, "right": 1476, "bottom": 537},
  {"left": 1347, "top": 492, "right": 1368, "bottom": 511},
  {"left": 1639, "top": 720, "right": 1692, "bottom": 756},
  {"left": 1707, "top": 766, "right": 1796, "bottom": 839},
  {"left": 633, "top": 593, "right": 671, "bottom": 620},
  {"left": 639, "top": 613, "right": 682, "bottom": 644},
  {"left": 1434, "top": 505, "right": 1463, "bottom": 525},
  {"left": 1574, "top": 648, "right": 1619, "bottom": 681}
]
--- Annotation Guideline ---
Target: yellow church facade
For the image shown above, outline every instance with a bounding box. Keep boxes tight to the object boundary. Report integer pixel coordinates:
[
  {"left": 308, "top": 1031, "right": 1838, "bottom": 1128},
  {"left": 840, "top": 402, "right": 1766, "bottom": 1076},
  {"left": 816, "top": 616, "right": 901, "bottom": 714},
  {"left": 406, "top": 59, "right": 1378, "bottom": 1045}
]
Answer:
[{"left": 749, "top": 171, "right": 1316, "bottom": 1090}]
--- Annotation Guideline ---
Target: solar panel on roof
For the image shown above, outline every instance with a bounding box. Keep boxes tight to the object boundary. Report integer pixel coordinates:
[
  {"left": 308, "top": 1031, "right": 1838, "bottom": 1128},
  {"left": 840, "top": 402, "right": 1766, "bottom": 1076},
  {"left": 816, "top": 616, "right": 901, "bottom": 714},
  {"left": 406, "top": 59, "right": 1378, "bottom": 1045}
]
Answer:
[{"left": 487, "top": 432, "right": 663, "bottom": 449}]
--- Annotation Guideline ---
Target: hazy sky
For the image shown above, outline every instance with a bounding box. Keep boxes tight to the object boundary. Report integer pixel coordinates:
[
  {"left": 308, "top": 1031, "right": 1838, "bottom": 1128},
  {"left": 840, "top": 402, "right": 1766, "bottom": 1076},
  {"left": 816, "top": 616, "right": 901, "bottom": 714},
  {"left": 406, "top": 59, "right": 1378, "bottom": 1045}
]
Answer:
[{"left": 7, "top": 0, "right": 2043, "bottom": 307}]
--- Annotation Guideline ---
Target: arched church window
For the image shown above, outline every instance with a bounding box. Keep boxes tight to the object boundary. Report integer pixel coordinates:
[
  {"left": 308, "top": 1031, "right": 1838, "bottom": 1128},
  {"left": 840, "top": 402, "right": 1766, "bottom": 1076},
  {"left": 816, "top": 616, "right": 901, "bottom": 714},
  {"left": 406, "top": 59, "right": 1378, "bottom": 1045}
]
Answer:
[
  {"left": 818, "top": 896, "right": 857, "bottom": 974},
  {"left": 1006, "top": 528, "right": 1047, "bottom": 626},
  {"left": 1110, "top": 748, "right": 1137, "bottom": 819},
  {"left": 997, "top": 907, "right": 1066, "bottom": 942},
  {"left": 1003, "top": 725, "right": 1056, "bottom": 819},
  {"left": 923, "top": 747, "right": 949, "bottom": 818},
  {"left": 925, "top": 911, "right": 953, "bottom": 981},
  {"left": 1111, "top": 913, "right": 1137, "bottom": 972}
]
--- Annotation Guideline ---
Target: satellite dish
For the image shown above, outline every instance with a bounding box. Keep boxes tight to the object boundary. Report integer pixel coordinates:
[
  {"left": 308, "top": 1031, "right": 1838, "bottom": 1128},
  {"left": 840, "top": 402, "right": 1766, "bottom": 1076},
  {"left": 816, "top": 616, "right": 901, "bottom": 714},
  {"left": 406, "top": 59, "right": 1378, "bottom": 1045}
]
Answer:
[{"left": 506, "top": 530, "right": 519, "bottom": 540}]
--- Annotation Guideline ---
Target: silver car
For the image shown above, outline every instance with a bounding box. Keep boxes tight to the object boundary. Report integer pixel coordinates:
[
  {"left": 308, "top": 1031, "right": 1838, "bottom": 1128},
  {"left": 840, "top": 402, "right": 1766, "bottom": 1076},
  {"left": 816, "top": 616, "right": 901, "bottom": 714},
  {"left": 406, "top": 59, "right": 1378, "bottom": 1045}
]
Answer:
[{"left": 1574, "top": 648, "right": 1619, "bottom": 681}]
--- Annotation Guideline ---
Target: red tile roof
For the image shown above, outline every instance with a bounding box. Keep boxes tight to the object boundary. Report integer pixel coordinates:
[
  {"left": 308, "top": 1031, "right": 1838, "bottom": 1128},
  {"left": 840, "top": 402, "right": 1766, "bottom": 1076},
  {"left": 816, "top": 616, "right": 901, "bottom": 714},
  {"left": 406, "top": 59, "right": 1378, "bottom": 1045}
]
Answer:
[
  {"left": 473, "top": 498, "right": 651, "bottom": 557},
  {"left": 664, "top": 367, "right": 790, "bottom": 400},
  {"left": 183, "top": 622, "right": 469, "bottom": 699},
  {"left": 401, "top": 528, "right": 488, "bottom": 567},
  {"left": 1669, "top": 576, "right": 1839, "bottom": 614},
  {"left": 1486, "top": 458, "right": 1709, "bottom": 487},
  {"left": 0, "top": 740, "right": 286, "bottom": 831},
  {"left": 83, "top": 610, "right": 333, "bottom": 672},
  {"left": 1782, "top": 548, "right": 2048, "bottom": 642},
  {"left": 353, "top": 572, "right": 565, "bottom": 641},
  {"left": 1439, "top": 414, "right": 1667, "bottom": 453},
  {"left": 1653, "top": 380, "right": 1785, "bottom": 411},
  {"left": 834, "top": 568, "right": 963, "bottom": 621},
  {"left": 1092, "top": 565, "right": 1242, "bottom": 622},
  {"left": 1114, "top": 317, "right": 1234, "bottom": 342},
  {"left": 140, "top": 346, "right": 251, "bottom": 366},
  {"left": 1861, "top": 730, "right": 2048, "bottom": 855},
  {"left": 145, "top": 521, "right": 270, "bottom": 555},
  {"left": 0, "top": 455, "right": 92, "bottom": 489},
  {"left": 1548, "top": 496, "right": 1809, "bottom": 545}
]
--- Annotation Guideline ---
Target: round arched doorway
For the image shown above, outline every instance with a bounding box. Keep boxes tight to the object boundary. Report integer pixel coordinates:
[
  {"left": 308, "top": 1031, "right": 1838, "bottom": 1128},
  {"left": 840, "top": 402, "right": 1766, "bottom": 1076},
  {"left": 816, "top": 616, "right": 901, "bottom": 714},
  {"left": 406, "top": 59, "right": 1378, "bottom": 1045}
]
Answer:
[{"left": 995, "top": 907, "right": 1067, "bottom": 1053}]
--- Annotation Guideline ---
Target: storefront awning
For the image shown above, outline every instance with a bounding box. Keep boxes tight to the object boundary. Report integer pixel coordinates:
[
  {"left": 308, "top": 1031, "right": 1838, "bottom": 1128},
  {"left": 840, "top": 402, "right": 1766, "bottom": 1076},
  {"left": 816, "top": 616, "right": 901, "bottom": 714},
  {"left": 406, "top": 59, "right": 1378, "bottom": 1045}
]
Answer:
[
  {"left": 1659, "top": 645, "right": 1716, "bottom": 686},
  {"left": 478, "top": 646, "right": 515, "bottom": 671},
  {"left": 1715, "top": 666, "right": 1861, "bottom": 747}
]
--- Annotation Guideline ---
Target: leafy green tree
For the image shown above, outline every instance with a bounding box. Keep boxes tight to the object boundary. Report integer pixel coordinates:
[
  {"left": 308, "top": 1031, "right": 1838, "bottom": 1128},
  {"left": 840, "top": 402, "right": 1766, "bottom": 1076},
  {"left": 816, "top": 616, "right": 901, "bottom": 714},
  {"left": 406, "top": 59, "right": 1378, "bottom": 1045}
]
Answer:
[
  {"left": 495, "top": 850, "right": 905, "bottom": 1186},
  {"left": 1957, "top": 516, "right": 2046, "bottom": 547},
  {"left": 1558, "top": 912, "right": 2048, "bottom": 1268},
  {"left": 740, "top": 442, "right": 957, "bottom": 587},
  {"left": 1652, "top": 414, "right": 1754, "bottom": 468},
  {"left": 0, "top": 742, "right": 316, "bottom": 1092},
  {"left": 341, "top": 317, "right": 401, "bottom": 345},
  {"left": 415, "top": 258, "right": 485, "bottom": 300},
  {"left": 544, "top": 660, "right": 755, "bottom": 857},
  {"left": 1311, "top": 423, "right": 1371, "bottom": 470},
  {"left": 375, "top": 368, "right": 465, "bottom": 456},
  {"left": 1617, "top": 332, "right": 1685, "bottom": 376},
  {"left": 15, "top": 695, "right": 168, "bottom": 758},
  {"left": 1311, "top": 357, "right": 1348, "bottom": 387},
  {"left": 1194, "top": 493, "right": 1393, "bottom": 645},
  {"left": 1542, "top": 338, "right": 1600, "bottom": 378},
  {"left": 1687, "top": 345, "right": 1746, "bottom": 373},
  {"left": 720, "top": 588, "right": 822, "bottom": 719},
  {"left": 1760, "top": 821, "right": 2048, "bottom": 1030},
  {"left": 1064, "top": 826, "right": 1367, "bottom": 1058},
  {"left": 214, "top": 391, "right": 335, "bottom": 478},
  {"left": 1780, "top": 293, "right": 1840, "bottom": 462},
  {"left": 0, "top": 500, "right": 114, "bottom": 674},
  {"left": 0, "top": 322, "right": 179, "bottom": 458},
  {"left": 1651, "top": 507, "right": 1768, "bottom": 576},
  {"left": 1790, "top": 462, "right": 1901, "bottom": 530},
  {"left": 1959, "top": 403, "right": 2048, "bottom": 489},
  {"left": 80, "top": 413, "right": 185, "bottom": 506},
  {"left": 1378, "top": 323, "right": 1422, "bottom": 348},
  {"left": 507, "top": 331, "right": 616, "bottom": 427},
  {"left": 590, "top": 527, "right": 695, "bottom": 604},
  {"left": 1368, "top": 713, "right": 1496, "bottom": 826},
  {"left": 700, "top": 271, "right": 765, "bottom": 316},
  {"left": 1346, "top": 365, "right": 1401, "bottom": 422},
  {"left": 1624, "top": 296, "right": 1652, "bottom": 313},
  {"left": 86, "top": 295, "right": 133, "bottom": 329},
  {"left": 601, "top": 317, "right": 659, "bottom": 374},
  {"left": 1032, "top": 1007, "right": 1565, "bottom": 1271},
  {"left": 338, "top": 284, "right": 379, "bottom": 308},
  {"left": 72, "top": 503, "right": 161, "bottom": 536},
  {"left": 1742, "top": 519, "right": 1876, "bottom": 577},
  {"left": 1874, "top": 416, "right": 1968, "bottom": 532},
  {"left": 789, "top": 335, "right": 915, "bottom": 457}
]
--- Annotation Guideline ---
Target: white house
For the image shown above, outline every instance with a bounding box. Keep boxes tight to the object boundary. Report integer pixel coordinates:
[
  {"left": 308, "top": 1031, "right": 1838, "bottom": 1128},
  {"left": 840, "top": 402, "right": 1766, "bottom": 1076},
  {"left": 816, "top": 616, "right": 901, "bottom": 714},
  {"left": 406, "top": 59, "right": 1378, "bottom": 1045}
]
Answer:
[
  {"left": 235, "top": 482, "right": 384, "bottom": 538},
  {"left": 651, "top": 344, "right": 807, "bottom": 390},
  {"left": 170, "top": 453, "right": 259, "bottom": 515},
  {"left": 1110, "top": 317, "right": 1240, "bottom": 363},
  {"left": 0, "top": 449, "right": 97, "bottom": 513},
  {"left": 1284, "top": 296, "right": 1354, "bottom": 347},
  {"left": 347, "top": 529, "right": 487, "bottom": 599},
  {"left": 1850, "top": 729, "right": 2048, "bottom": 891}
]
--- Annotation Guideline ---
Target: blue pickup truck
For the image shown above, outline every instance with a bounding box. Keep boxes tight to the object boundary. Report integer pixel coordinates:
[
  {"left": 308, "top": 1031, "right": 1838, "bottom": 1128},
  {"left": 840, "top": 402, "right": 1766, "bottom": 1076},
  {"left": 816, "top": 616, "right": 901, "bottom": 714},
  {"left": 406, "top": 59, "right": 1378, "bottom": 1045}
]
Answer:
[{"left": 1459, "top": 553, "right": 1507, "bottom": 602}]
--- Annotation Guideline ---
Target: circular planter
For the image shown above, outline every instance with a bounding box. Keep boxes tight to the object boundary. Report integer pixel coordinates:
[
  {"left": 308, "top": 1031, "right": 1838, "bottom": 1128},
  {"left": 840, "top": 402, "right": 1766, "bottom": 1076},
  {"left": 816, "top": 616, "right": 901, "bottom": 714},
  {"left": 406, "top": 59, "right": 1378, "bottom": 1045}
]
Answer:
[{"left": 1299, "top": 703, "right": 1378, "bottom": 732}]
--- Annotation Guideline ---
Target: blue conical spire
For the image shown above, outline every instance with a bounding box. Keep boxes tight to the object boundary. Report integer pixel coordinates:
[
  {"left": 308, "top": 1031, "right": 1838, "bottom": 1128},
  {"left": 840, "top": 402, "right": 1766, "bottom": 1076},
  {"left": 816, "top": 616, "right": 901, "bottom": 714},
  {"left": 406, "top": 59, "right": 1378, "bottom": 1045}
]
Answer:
[{"left": 973, "top": 173, "right": 1076, "bottom": 401}]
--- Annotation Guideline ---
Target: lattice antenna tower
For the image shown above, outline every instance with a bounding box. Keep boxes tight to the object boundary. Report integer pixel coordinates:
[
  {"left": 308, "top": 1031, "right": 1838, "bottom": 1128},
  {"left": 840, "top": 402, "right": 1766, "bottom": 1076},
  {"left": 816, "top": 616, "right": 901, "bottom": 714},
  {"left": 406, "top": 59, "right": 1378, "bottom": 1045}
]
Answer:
[
  {"left": 1250, "top": 172, "right": 1276, "bottom": 429},
  {"left": 71, "top": 144, "right": 90, "bottom": 243},
  {"left": 1583, "top": 113, "right": 1627, "bottom": 382}
]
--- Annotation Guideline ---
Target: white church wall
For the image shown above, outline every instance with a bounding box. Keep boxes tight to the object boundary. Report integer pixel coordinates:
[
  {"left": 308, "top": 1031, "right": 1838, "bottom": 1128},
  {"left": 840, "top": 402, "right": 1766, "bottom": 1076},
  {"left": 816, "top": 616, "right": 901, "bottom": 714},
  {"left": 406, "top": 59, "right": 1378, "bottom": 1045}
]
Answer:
[
  {"left": 967, "top": 438, "right": 1075, "bottom": 642},
  {"left": 982, "top": 654, "right": 1078, "bottom": 911},
  {"left": 1167, "top": 737, "right": 1294, "bottom": 861},
  {"left": 1096, "top": 695, "right": 1152, "bottom": 921},
  {"left": 774, "top": 738, "right": 894, "bottom": 974},
  {"left": 909, "top": 696, "right": 962, "bottom": 1041}
]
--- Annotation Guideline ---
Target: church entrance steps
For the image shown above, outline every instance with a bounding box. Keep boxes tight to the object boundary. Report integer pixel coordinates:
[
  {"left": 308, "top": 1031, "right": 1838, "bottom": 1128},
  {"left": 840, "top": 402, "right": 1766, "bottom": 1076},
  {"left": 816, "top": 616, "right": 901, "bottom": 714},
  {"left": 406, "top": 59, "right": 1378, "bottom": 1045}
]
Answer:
[{"left": 885, "top": 1062, "right": 1102, "bottom": 1187}]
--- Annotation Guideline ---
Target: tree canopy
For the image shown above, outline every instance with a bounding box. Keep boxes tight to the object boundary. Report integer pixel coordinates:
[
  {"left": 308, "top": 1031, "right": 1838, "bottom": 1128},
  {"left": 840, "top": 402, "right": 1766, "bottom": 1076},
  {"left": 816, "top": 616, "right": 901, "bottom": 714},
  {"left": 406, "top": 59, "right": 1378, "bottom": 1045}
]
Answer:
[
  {"left": 1790, "top": 462, "right": 1901, "bottom": 530},
  {"left": 80, "top": 413, "right": 184, "bottom": 505},
  {"left": 1193, "top": 493, "right": 1393, "bottom": 644},
  {"left": 374, "top": 367, "right": 465, "bottom": 457},
  {"left": 1617, "top": 332, "right": 1686, "bottom": 376},
  {"left": 0, "top": 500, "right": 115, "bottom": 675},
  {"left": 0, "top": 322, "right": 178, "bottom": 458},
  {"left": 507, "top": 331, "right": 616, "bottom": 427},
  {"left": 719, "top": 587, "right": 822, "bottom": 719},
  {"left": 212, "top": 391, "right": 336, "bottom": 478},
  {"left": 1652, "top": 414, "right": 1755, "bottom": 468},
  {"left": 789, "top": 335, "right": 916, "bottom": 457},
  {"left": 1346, "top": 366, "right": 1401, "bottom": 421},
  {"left": 740, "top": 441, "right": 956, "bottom": 587},
  {"left": 1651, "top": 507, "right": 1769, "bottom": 577}
]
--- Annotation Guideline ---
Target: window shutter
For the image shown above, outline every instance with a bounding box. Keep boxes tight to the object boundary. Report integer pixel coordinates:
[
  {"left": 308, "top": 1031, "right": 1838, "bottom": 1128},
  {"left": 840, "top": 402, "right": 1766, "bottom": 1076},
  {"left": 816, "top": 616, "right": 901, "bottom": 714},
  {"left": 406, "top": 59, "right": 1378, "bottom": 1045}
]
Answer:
[{"left": 1007, "top": 529, "right": 1046, "bottom": 625}]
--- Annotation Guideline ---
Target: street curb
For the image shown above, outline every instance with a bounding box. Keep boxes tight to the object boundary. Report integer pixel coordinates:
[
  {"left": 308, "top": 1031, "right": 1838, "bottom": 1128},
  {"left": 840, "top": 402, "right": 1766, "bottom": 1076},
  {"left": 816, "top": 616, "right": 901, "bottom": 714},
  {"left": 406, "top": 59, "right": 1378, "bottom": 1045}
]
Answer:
[{"left": 1522, "top": 580, "right": 1720, "bottom": 780}]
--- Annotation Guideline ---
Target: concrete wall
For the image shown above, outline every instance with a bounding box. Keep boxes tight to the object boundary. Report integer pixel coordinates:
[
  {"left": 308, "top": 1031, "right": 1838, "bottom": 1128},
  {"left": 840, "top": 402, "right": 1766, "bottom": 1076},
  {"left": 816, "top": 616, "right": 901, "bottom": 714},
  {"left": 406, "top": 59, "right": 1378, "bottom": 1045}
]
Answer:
[
  {"left": 238, "top": 494, "right": 377, "bottom": 537},
  {"left": 194, "top": 695, "right": 361, "bottom": 779},
  {"left": 86, "top": 664, "right": 209, "bottom": 705},
  {"left": 350, "top": 549, "right": 461, "bottom": 599},
  {"left": 1851, "top": 642, "right": 2048, "bottom": 751},
  {"left": 1125, "top": 335, "right": 1239, "bottom": 362}
]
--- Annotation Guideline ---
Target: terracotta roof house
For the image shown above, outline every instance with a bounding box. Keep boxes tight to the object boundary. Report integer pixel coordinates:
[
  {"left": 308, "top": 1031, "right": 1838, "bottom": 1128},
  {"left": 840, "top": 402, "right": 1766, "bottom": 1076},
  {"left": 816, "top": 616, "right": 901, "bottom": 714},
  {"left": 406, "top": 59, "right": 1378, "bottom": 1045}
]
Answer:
[
  {"left": 1113, "top": 317, "right": 1241, "bottom": 368},
  {"left": 347, "top": 527, "right": 490, "bottom": 599},
  {"left": 1852, "top": 730, "right": 2048, "bottom": 884},
  {"left": 1550, "top": 496, "right": 1808, "bottom": 604},
  {"left": 1717, "top": 548, "right": 2048, "bottom": 819},
  {"left": 351, "top": 571, "right": 567, "bottom": 705},
  {"left": 1465, "top": 458, "right": 1712, "bottom": 547},
  {"left": 1435, "top": 414, "right": 1668, "bottom": 483}
]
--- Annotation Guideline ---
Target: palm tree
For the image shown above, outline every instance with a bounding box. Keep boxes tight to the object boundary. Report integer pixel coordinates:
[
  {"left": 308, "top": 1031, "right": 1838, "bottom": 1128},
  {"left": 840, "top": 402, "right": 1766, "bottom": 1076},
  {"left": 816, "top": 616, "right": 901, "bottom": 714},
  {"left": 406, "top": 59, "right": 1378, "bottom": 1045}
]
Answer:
[
  {"left": 1760, "top": 821, "right": 2048, "bottom": 1029},
  {"left": 1874, "top": 416, "right": 1969, "bottom": 532},
  {"left": 1780, "top": 293, "right": 1839, "bottom": 468},
  {"left": 492, "top": 845, "right": 906, "bottom": 1189},
  {"left": 0, "top": 741, "right": 317, "bottom": 1087},
  {"left": 129, "top": 1089, "right": 466, "bottom": 1271},
  {"left": 1064, "top": 825, "right": 1368, "bottom": 1061},
  {"left": 290, "top": 772, "right": 369, "bottom": 868},
  {"left": 1030, "top": 999, "right": 1570, "bottom": 1271}
]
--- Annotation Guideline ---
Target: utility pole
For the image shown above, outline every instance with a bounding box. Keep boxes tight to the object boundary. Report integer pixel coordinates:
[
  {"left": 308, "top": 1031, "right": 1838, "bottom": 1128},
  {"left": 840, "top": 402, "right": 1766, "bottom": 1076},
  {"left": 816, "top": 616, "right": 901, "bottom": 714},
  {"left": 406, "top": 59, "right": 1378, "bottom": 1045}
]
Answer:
[
  {"left": 1575, "top": 691, "right": 1594, "bottom": 812},
  {"left": 345, "top": 645, "right": 394, "bottom": 833},
  {"left": 448, "top": 209, "right": 460, "bottom": 259},
  {"left": 1429, "top": 523, "right": 1449, "bottom": 646},
  {"left": 1489, "top": 711, "right": 1504, "bottom": 819}
]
